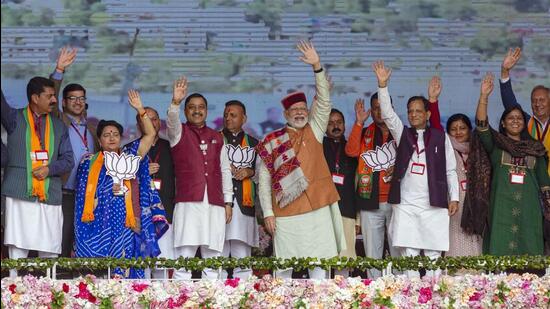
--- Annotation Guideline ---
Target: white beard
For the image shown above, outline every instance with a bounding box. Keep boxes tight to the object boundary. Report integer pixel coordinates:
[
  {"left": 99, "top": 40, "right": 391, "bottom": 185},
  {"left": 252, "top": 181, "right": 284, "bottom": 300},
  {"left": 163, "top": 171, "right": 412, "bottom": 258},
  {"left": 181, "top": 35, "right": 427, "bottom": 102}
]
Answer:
[{"left": 288, "top": 117, "right": 308, "bottom": 129}]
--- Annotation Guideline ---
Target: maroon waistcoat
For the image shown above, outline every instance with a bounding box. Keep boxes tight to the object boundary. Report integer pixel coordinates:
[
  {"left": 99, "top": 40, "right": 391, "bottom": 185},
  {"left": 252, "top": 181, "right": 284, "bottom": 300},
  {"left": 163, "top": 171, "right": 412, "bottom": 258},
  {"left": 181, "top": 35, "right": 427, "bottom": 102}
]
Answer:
[
  {"left": 171, "top": 123, "right": 224, "bottom": 206},
  {"left": 388, "top": 127, "right": 448, "bottom": 208}
]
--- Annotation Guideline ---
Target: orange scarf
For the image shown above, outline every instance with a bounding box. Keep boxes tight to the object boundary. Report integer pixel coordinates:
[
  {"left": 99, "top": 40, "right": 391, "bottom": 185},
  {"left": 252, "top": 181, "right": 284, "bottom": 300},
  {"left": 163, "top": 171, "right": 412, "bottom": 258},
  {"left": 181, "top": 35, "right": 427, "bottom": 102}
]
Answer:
[
  {"left": 241, "top": 135, "right": 255, "bottom": 207},
  {"left": 527, "top": 117, "right": 550, "bottom": 175},
  {"left": 24, "top": 107, "right": 53, "bottom": 201},
  {"left": 81, "top": 151, "right": 136, "bottom": 228},
  {"left": 356, "top": 123, "right": 376, "bottom": 198}
]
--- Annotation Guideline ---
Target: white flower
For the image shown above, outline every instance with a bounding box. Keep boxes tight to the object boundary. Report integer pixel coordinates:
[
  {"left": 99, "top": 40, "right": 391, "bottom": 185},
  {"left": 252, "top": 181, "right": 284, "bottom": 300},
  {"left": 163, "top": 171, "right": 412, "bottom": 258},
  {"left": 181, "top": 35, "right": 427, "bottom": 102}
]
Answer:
[
  {"left": 103, "top": 152, "right": 141, "bottom": 194},
  {"left": 361, "top": 141, "right": 396, "bottom": 172},
  {"left": 226, "top": 145, "right": 255, "bottom": 168}
]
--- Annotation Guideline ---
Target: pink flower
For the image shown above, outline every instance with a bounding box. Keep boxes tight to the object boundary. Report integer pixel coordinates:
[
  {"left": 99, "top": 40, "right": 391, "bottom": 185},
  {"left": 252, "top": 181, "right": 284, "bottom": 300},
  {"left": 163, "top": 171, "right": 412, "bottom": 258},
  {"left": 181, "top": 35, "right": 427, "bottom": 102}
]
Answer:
[
  {"left": 132, "top": 282, "right": 149, "bottom": 293},
  {"left": 62, "top": 283, "right": 70, "bottom": 293},
  {"left": 469, "top": 291, "right": 482, "bottom": 302},
  {"left": 418, "top": 287, "right": 432, "bottom": 304},
  {"left": 74, "top": 282, "right": 96, "bottom": 303},
  {"left": 521, "top": 281, "right": 530, "bottom": 289},
  {"left": 224, "top": 278, "right": 240, "bottom": 288},
  {"left": 8, "top": 284, "right": 17, "bottom": 294},
  {"left": 362, "top": 279, "right": 372, "bottom": 286}
]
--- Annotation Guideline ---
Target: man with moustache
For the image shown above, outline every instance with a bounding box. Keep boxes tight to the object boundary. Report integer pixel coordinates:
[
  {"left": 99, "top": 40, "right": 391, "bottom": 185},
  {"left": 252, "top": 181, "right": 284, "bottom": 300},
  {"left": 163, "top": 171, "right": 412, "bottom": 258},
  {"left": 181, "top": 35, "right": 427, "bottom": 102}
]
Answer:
[
  {"left": 500, "top": 48, "right": 550, "bottom": 174},
  {"left": 220, "top": 100, "right": 259, "bottom": 279},
  {"left": 345, "top": 93, "right": 399, "bottom": 279},
  {"left": 323, "top": 108, "right": 358, "bottom": 278},
  {"left": 166, "top": 77, "right": 233, "bottom": 280},
  {"left": 373, "top": 60, "right": 459, "bottom": 278},
  {"left": 49, "top": 47, "right": 99, "bottom": 258},
  {"left": 129, "top": 106, "right": 176, "bottom": 279},
  {"left": 2, "top": 77, "right": 74, "bottom": 272},
  {"left": 258, "top": 41, "right": 345, "bottom": 279}
]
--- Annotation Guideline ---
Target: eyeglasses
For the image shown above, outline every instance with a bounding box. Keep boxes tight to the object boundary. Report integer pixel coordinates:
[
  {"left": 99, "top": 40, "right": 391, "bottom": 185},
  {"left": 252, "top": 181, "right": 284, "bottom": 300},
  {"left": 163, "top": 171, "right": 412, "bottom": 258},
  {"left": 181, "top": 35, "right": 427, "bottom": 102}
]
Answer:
[{"left": 66, "top": 96, "right": 87, "bottom": 103}]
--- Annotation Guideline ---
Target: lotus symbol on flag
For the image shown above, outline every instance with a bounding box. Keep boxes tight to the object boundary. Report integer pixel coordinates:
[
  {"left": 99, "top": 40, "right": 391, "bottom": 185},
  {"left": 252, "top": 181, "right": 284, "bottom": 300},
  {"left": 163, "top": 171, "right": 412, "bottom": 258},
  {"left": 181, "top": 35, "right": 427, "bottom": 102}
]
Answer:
[
  {"left": 226, "top": 145, "right": 255, "bottom": 168},
  {"left": 361, "top": 141, "right": 396, "bottom": 172},
  {"left": 103, "top": 152, "right": 141, "bottom": 195}
]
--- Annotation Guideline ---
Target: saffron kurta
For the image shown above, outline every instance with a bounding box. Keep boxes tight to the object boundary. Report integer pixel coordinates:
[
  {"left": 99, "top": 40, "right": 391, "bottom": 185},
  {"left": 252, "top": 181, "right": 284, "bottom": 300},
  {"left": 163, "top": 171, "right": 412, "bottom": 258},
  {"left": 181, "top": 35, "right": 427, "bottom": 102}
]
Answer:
[
  {"left": 258, "top": 70, "right": 346, "bottom": 259},
  {"left": 478, "top": 128, "right": 548, "bottom": 255},
  {"left": 74, "top": 140, "right": 168, "bottom": 278}
]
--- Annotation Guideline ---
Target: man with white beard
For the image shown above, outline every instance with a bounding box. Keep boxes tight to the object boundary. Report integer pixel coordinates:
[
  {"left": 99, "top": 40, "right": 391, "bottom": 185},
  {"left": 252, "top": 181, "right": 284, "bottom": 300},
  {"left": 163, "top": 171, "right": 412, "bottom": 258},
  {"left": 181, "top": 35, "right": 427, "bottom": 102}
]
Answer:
[{"left": 257, "top": 41, "right": 346, "bottom": 279}]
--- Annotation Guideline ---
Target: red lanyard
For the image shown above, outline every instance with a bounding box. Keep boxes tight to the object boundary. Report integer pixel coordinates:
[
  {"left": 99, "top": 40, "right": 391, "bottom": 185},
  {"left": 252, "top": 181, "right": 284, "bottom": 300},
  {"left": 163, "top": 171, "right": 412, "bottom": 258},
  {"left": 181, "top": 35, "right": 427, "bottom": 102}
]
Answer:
[
  {"left": 70, "top": 122, "right": 88, "bottom": 150},
  {"left": 33, "top": 114, "right": 44, "bottom": 149},
  {"left": 330, "top": 140, "right": 342, "bottom": 171},
  {"left": 457, "top": 151, "right": 468, "bottom": 171},
  {"left": 150, "top": 144, "right": 162, "bottom": 164},
  {"left": 534, "top": 119, "right": 549, "bottom": 141},
  {"left": 414, "top": 133, "right": 430, "bottom": 156}
]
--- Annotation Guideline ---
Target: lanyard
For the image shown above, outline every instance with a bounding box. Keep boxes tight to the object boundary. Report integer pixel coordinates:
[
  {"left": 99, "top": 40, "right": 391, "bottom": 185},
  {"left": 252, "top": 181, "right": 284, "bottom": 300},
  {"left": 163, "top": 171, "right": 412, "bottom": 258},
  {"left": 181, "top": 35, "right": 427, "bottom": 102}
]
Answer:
[
  {"left": 534, "top": 119, "right": 549, "bottom": 141},
  {"left": 330, "top": 140, "right": 342, "bottom": 172},
  {"left": 414, "top": 132, "right": 430, "bottom": 157},
  {"left": 70, "top": 122, "right": 88, "bottom": 150},
  {"left": 150, "top": 143, "right": 162, "bottom": 164},
  {"left": 33, "top": 114, "right": 44, "bottom": 149},
  {"left": 457, "top": 151, "right": 468, "bottom": 171}
]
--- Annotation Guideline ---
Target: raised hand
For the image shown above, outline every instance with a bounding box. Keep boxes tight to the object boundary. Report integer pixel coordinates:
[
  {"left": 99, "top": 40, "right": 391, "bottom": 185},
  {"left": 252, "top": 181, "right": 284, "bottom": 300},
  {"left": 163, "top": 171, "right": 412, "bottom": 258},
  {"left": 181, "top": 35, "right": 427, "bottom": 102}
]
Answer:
[
  {"left": 502, "top": 47, "right": 521, "bottom": 72},
  {"left": 56, "top": 47, "right": 77, "bottom": 72},
  {"left": 171, "top": 76, "right": 188, "bottom": 105},
  {"left": 372, "top": 60, "right": 392, "bottom": 88},
  {"left": 428, "top": 76, "right": 442, "bottom": 103},
  {"left": 128, "top": 89, "right": 144, "bottom": 111},
  {"left": 480, "top": 72, "right": 495, "bottom": 98},
  {"left": 354, "top": 98, "right": 370, "bottom": 125},
  {"left": 297, "top": 40, "right": 321, "bottom": 70}
]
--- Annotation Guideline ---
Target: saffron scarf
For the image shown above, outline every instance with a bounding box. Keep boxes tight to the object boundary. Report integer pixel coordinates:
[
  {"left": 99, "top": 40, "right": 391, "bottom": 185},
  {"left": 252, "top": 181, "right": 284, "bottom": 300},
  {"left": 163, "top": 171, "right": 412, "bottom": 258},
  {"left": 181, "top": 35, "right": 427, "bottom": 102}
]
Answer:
[
  {"left": 527, "top": 117, "right": 550, "bottom": 175},
  {"left": 24, "top": 107, "right": 54, "bottom": 202},
  {"left": 81, "top": 151, "right": 136, "bottom": 229},
  {"left": 356, "top": 123, "right": 376, "bottom": 198},
  {"left": 256, "top": 127, "right": 308, "bottom": 208}
]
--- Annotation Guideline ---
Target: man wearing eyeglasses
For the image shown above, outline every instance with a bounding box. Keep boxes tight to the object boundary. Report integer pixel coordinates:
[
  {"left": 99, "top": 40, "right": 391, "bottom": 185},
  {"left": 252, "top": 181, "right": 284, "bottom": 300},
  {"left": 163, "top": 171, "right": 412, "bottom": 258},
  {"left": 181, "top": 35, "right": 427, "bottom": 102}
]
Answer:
[{"left": 49, "top": 47, "right": 99, "bottom": 258}]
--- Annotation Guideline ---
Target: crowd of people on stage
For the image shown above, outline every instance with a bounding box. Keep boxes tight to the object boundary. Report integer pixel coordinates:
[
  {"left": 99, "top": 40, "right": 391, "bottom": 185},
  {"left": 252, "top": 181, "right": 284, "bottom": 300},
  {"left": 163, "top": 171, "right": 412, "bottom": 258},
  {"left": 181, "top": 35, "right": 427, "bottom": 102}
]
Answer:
[{"left": 1, "top": 43, "right": 549, "bottom": 279}]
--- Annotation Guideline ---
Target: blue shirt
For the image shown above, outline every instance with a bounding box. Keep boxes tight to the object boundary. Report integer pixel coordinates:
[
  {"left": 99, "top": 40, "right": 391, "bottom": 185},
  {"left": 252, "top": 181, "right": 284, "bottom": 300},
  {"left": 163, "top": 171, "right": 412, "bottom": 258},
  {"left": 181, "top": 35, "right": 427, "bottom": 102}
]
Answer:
[{"left": 64, "top": 114, "right": 95, "bottom": 190}]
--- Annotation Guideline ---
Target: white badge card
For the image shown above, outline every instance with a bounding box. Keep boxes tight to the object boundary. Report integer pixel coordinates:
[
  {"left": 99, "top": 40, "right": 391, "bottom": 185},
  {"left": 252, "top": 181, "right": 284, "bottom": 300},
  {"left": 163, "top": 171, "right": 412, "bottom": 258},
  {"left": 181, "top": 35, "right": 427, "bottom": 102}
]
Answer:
[
  {"left": 410, "top": 163, "right": 425, "bottom": 175},
  {"left": 510, "top": 173, "right": 525, "bottom": 185},
  {"left": 460, "top": 180, "right": 467, "bottom": 191},
  {"left": 153, "top": 179, "right": 162, "bottom": 190},
  {"left": 332, "top": 173, "right": 344, "bottom": 185},
  {"left": 35, "top": 150, "right": 49, "bottom": 161}
]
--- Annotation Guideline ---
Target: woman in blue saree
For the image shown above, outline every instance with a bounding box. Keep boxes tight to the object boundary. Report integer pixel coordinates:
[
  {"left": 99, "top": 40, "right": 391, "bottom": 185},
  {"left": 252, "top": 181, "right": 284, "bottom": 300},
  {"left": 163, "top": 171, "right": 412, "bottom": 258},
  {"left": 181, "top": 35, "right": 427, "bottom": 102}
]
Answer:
[{"left": 74, "top": 90, "right": 168, "bottom": 278}]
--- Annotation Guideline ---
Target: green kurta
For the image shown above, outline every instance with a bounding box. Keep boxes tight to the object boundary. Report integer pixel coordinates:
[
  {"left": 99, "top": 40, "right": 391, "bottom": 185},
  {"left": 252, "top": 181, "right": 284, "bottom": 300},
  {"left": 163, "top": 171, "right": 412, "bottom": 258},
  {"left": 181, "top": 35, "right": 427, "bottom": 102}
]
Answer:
[{"left": 478, "top": 128, "right": 548, "bottom": 255}]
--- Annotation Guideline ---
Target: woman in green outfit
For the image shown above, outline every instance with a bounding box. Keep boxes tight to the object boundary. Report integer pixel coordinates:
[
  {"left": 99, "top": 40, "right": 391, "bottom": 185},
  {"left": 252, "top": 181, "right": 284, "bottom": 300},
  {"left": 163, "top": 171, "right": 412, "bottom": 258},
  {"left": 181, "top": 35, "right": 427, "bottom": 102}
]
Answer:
[{"left": 466, "top": 72, "right": 550, "bottom": 256}]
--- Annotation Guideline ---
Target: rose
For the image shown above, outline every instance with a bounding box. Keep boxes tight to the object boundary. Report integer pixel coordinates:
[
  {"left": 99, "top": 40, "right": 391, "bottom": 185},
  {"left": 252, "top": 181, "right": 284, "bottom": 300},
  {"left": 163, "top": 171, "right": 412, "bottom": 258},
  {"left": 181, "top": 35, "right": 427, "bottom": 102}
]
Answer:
[
  {"left": 62, "top": 283, "right": 70, "bottom": 293},
  {"left": 132, "top": 282, "right": 149, "bottom": 293},
  {"left": 418, "top": 287, "right": 432, "bottom": 304}
]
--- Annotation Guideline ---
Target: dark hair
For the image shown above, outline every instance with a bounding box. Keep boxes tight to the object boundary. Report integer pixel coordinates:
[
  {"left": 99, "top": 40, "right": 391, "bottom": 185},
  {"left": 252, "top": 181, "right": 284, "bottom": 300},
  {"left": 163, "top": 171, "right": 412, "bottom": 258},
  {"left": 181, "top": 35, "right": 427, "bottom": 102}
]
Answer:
[
  {"left": 184, "top": 93, "right": 208, "bottom": 107},
  {"left": 369, "top": 92, "right": 393, "bottom": 107},
  {"left": 446, "top": 113, "right": 472, "bottom": 134},
  {"left": 62, "top": 83, "right": 86, "bottom": 99},
  {"left": 498, "top": 106, "right": 532, "bottom": 140},
  {"left": 330, "top": 108, "right": 345, "bottom": 123},
  {"left": 225, "top": 100, "right": 247, "bottom": 115},
  {"left": 96, "top": 120, "right": 123, "bottom": 138},
  {"left": 406, "top": 96, "right": 430, "bottom": 111},
  {"left": 531, "top": 85, "right": 550, "bottom": 98},
  {"left": 26, "top": 77, "right": 55, "bottom": 102}
]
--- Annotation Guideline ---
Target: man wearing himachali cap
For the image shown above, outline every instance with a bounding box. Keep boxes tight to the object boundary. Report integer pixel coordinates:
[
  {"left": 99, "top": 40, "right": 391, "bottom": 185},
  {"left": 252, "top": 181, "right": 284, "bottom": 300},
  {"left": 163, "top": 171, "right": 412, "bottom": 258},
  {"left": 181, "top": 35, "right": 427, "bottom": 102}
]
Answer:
[{"left": 257, "top": 41, "right": 346, "bottom": 279}]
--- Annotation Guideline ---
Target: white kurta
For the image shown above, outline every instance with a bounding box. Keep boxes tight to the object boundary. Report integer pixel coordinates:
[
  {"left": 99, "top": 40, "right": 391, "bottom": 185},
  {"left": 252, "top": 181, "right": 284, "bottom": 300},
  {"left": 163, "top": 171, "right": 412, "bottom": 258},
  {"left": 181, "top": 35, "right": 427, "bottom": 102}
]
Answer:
[
  {"left": 166, "top": 104, "right": 233, "bottom": 253},
  {"left": 378, "top": 86, "right": 459, "bottom": 252},
  {"left": 4, "top": 197, "right": 63, "bottom": 254},
  {"left": 225, "top": 198, "right": 259, "bottom": 247},
  {"left": 258, "top": 70, "right": 346, "bottom": 258}
]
